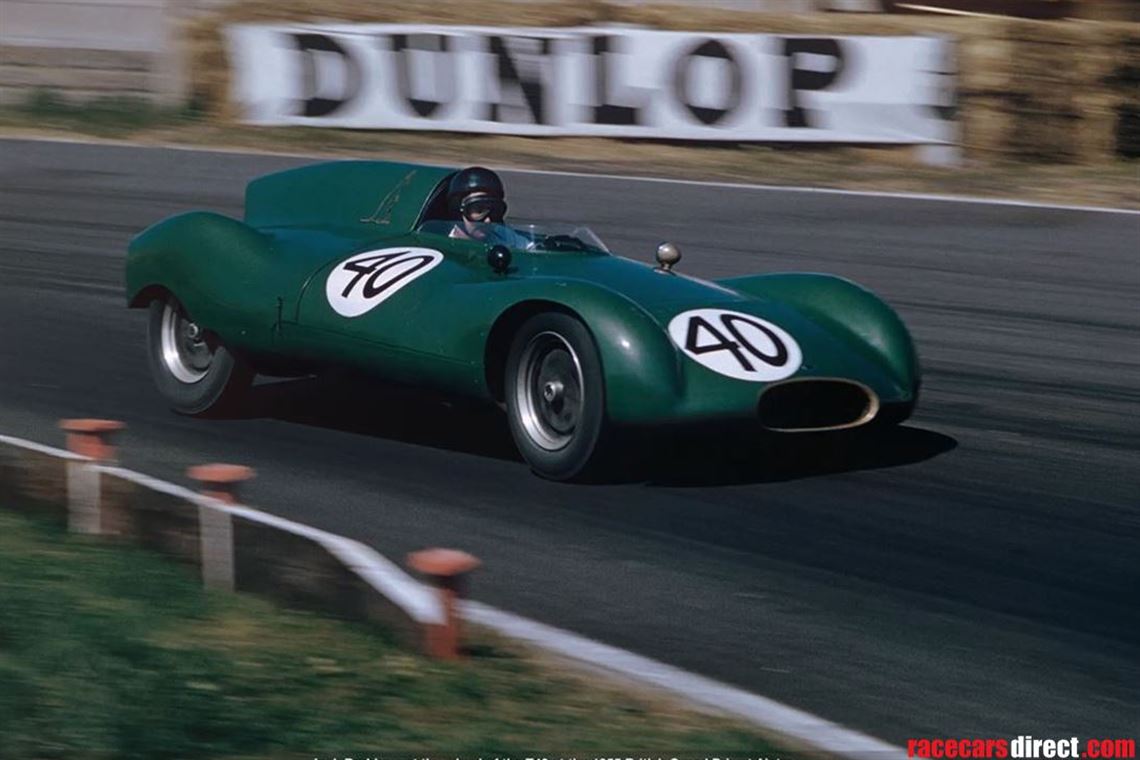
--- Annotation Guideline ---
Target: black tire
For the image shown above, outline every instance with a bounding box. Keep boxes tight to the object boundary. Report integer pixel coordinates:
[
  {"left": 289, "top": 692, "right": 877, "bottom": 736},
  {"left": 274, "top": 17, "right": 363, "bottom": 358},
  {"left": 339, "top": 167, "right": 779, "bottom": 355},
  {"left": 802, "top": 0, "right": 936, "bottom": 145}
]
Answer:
[
  {"left": 504, "top": 312, "right": 607, "bottom": 481},
  {"left": 146, "top": 298, "right": 253, "bottom": 416}
]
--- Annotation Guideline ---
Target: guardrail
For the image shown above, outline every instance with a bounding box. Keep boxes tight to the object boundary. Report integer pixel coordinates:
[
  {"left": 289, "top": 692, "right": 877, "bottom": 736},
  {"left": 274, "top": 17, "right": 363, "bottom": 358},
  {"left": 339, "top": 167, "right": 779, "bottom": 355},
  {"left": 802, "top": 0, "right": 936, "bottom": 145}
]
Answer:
[{"left": 0, "top": 421, "right": 467, "bottom": 658}]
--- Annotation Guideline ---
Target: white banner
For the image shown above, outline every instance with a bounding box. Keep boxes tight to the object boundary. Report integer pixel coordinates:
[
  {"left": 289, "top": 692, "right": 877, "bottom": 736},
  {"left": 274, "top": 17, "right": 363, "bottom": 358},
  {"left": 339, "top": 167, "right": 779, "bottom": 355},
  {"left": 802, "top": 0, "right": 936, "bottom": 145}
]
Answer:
[{"left": 226, "top": 24, "right": 956, "bottom": 144}]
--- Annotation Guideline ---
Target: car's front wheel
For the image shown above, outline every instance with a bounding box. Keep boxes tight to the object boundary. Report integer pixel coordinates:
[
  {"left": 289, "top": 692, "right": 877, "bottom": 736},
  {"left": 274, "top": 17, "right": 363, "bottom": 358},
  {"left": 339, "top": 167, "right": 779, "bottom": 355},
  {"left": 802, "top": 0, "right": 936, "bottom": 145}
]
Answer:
[
  {"left": 146, "top": 297, "right": 253, "bottom": 416},
  {"left": 505, "top": 312, "right": 607, "bottom": 481}
]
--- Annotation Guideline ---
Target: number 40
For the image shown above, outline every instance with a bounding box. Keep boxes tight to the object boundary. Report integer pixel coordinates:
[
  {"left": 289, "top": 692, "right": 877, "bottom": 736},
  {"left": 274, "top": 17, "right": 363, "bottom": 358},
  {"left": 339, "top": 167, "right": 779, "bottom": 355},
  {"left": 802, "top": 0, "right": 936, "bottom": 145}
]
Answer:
[{"left": 684, "top": 313, "right": 788, "bottom": 372}]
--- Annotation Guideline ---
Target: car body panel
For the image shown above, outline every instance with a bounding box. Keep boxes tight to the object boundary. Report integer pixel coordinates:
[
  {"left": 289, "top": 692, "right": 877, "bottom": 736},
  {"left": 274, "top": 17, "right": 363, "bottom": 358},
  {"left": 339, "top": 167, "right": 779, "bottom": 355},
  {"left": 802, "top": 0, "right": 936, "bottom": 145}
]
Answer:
[
  {"left": 126, "top": 160, "right": 920, "bottom": 428},
  {"left": 245, "top": 161, "right": 453, "bottom": 233}
]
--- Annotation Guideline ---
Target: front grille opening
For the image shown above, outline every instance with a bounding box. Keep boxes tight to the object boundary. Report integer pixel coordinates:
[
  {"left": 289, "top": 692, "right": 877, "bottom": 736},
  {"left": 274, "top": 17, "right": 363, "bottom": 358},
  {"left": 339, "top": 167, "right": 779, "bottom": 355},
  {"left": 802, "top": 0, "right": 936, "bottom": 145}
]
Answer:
[{"left": 757, "top": 380, "right": 878, "bottom": 432}]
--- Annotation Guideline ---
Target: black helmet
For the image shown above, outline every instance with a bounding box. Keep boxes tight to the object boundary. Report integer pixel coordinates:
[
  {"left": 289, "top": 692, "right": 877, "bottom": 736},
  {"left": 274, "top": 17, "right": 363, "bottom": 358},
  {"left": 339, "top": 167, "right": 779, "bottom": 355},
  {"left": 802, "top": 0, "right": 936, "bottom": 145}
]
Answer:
[{"left": 447, "top": 166, "right": 506, "bottom": 221}]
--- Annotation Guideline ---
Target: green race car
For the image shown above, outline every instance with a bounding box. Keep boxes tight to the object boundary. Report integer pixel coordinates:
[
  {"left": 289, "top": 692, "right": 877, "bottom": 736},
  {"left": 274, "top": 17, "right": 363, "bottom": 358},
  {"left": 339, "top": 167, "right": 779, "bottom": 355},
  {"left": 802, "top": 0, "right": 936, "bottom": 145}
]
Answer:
[{"left": 125, "top": 160, "right": 919, "bottom": 480}]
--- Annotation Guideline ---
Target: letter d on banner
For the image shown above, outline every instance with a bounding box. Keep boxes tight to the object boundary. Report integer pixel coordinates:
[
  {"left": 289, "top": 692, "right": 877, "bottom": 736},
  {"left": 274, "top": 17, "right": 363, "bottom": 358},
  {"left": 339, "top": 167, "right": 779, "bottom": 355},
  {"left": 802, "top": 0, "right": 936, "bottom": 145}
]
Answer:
[{"left": 292, "top": 32, "right": 362, "bottom": 117}]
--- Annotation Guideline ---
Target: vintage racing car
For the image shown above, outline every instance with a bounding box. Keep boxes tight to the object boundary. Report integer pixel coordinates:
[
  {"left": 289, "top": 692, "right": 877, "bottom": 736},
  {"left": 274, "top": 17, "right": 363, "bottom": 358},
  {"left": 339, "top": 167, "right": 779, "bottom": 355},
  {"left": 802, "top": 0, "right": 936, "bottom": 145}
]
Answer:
[{"left": 125, "top": 161, "right": 920, "bottom": 480}]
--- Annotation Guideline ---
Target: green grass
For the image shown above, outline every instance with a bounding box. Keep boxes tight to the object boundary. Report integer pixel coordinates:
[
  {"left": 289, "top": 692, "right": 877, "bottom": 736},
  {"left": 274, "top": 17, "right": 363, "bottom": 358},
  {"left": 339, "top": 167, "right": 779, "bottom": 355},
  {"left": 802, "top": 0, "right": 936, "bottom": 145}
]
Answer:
[
  {"left": 0, "top": 508, "right": 784, "bottom": 759},
  {"left": 2, "top": 89, "right": 197, "bottom": 137}
]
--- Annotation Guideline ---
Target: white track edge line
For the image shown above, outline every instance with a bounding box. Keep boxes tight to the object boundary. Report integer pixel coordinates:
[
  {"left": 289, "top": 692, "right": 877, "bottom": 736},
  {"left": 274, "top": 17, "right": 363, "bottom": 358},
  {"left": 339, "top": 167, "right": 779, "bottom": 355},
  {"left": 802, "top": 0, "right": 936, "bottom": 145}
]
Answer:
[
  {"left": 3, "top": 431, "right": 903, "bottom": 757},
  {"left": 4, "top": 133, "right": 1137, "bottom": 215},
  {"left": 0, "top": 433, "right": 87, "bottom": 461},
  {"left": 506, "top": 166, "right": 1140, "bottom": 216},
  {"left": 463, "top": 599, "right": 908, "bottom": 760}
]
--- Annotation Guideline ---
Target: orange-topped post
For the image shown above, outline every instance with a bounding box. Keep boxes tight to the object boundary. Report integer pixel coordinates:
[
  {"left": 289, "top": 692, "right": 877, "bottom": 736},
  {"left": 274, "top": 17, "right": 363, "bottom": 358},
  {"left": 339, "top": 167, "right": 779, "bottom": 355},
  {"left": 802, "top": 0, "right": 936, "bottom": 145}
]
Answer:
[
  {"left": 59, "top": 419, "right": 125, "bottom": 462},
  {"left": 186, "top": 463, "right": 255, "bottom": 504},
  {"left": 407, "top": 548, "right": 481, "bottom": 660}
]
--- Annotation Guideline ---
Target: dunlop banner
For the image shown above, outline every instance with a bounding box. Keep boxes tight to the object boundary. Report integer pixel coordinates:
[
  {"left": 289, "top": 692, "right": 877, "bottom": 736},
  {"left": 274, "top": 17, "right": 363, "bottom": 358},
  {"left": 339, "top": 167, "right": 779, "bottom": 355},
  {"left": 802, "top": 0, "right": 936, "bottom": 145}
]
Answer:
[{"left": 227, "top": 24, "right": 956, "bottom": 144}]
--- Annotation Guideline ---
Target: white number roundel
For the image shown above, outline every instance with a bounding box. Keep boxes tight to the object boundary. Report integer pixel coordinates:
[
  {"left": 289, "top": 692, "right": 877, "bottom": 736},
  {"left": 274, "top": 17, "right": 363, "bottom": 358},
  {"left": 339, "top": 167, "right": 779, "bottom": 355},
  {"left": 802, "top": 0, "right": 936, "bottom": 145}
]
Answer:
[
  {"left": 668, "top": 308, "right": 803, "bottom": 382},
  {"left": 325, "top": 247, "right": 443, "bottom": 318}
]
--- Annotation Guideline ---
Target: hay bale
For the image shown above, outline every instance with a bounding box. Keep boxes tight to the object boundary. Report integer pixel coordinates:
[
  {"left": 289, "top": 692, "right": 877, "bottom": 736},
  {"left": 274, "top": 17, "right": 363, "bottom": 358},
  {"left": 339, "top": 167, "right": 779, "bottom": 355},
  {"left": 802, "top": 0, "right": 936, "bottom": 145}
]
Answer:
[
  {"left": 1107, "top": 30, "right": 1140, "bottom": 157},
  {"left": 959, "top": 35, "right": 1014, "bottom": 92},
  {"left": 1075, "top": 89, "right": 1122, "bottom": 162},
  {"left": 992, "top": 19, "right": 1097, "bottom": 161},
  {"left": 1069, "top": 26, "right": 1120, "bottom": 162},
  {"left": 959, "top": 96, "right": 1009, "bottom": 158}
]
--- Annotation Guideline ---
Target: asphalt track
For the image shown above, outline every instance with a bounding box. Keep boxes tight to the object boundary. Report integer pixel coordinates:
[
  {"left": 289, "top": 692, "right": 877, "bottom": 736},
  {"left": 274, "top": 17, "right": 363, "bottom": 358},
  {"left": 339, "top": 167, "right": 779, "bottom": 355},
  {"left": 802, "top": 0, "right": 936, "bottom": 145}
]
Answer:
[{"left": 1, "top": 138, "right": 1138, "bottom": 745}]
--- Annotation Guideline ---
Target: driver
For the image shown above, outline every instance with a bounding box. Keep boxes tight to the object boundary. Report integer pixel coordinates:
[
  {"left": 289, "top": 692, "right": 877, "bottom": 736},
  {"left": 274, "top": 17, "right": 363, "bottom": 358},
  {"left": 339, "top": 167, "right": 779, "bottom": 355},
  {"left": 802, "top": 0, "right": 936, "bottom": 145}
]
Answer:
[{"left": 447, "top": 166, "right": 530, "bottom": 248}]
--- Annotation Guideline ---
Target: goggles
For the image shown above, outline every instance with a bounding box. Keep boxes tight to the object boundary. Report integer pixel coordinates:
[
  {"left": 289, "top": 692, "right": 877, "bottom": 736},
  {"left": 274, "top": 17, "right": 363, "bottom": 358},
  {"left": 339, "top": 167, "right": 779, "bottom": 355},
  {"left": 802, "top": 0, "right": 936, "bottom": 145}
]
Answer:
[{"left": 460, "top": 195, "right": 506, "bottom": 222}]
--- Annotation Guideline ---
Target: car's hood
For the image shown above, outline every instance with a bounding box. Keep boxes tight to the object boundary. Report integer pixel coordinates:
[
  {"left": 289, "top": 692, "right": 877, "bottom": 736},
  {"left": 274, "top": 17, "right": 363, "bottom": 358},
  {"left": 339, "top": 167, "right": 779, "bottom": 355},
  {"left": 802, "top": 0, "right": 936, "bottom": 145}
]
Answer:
[
  {"left": 527, "top": 251, "right": 815, "bottom": 329},
  {"left": 530, "top": 252, "right": 905, "bottom": 393}
]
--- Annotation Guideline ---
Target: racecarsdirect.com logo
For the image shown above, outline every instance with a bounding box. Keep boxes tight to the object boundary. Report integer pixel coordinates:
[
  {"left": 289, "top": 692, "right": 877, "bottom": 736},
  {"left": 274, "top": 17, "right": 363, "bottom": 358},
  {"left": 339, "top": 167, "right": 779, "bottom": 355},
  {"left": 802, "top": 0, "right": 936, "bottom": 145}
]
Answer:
[{"left": 908, "top": 737, "right": 1136, "bottom": 759}]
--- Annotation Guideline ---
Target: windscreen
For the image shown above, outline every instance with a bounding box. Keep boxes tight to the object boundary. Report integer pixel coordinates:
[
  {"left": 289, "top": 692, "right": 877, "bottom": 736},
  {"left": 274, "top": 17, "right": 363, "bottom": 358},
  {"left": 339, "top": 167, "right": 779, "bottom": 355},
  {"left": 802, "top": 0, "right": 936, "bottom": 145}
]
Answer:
[{"left": 417, "top": 220, "right": 608, "bottom": 253}]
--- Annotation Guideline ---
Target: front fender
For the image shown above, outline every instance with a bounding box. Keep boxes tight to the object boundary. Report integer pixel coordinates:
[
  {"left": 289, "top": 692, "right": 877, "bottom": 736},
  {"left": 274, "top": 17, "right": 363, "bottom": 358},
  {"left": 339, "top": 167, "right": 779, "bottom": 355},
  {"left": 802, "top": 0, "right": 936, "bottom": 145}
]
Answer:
[
  {"left": 477, "top": 279, "right": 685, "bottom": 425},
  {"left": 720, "top": 272, "right": 920, "bottom": 394}
]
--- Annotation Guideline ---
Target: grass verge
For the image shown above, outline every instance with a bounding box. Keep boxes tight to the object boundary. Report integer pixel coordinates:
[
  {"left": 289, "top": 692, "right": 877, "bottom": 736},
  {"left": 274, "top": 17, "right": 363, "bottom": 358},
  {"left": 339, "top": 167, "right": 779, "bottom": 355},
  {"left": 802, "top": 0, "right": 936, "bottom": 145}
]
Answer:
[
  {"left": 3, "top": 90, "right": 194, "bottom": 138},
  {"left": 0, "top": 507, "right": 785, "bottom": 759}
]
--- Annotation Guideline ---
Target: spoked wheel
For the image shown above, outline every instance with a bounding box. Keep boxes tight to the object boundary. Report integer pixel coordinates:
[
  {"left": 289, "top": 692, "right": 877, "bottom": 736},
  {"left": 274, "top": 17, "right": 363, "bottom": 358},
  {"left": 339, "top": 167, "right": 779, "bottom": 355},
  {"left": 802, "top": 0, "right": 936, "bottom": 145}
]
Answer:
[
  {"left": 505, "top": 312, "right": 607, "bottom": 481},
  {"left": 147, "top": 297, "right": 252, "bottom": 416}
]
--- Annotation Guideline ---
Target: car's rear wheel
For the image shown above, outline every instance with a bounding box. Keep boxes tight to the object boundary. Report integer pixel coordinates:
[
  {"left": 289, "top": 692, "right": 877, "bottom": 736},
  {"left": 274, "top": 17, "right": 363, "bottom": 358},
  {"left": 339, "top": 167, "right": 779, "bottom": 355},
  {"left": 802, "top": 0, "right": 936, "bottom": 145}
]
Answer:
[
  {"left": 505, "top": 313, "right": 607, "bottom": 481},
  {"left": 147, "top": 297, "right": 252, "bottom": 416}
]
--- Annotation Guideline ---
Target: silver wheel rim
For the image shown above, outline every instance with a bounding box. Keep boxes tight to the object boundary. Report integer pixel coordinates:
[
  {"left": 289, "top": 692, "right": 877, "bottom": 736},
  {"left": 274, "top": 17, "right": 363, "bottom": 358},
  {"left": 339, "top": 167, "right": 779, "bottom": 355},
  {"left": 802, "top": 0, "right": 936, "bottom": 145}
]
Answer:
[
  {"left": 160, "top": 302, "right": 213, "bottom": 384},
  {"left": 515, "top": 331, "right": 584, "bottom": 451}
]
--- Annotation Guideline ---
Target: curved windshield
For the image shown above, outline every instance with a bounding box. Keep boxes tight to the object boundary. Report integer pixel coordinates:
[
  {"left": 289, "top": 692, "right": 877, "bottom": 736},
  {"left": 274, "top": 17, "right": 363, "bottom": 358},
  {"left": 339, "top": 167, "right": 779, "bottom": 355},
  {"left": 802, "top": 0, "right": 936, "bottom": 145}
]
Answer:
[{"left": 417, "top": 220, "right": 608, "bottom": 253}]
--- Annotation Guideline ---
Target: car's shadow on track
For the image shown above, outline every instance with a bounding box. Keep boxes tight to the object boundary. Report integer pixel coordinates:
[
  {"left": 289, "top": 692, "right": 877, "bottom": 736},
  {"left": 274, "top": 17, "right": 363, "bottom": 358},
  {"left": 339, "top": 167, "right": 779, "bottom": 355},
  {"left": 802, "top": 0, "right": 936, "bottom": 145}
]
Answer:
[
  {"left": 634, "top": 424, "right": 957, "bottom": 487},
  {"left": 231, "top": 374, "right": 956, "bottom": 487},
  {"left": 233, "top": 374, "right": 522, "bottom": 462}
]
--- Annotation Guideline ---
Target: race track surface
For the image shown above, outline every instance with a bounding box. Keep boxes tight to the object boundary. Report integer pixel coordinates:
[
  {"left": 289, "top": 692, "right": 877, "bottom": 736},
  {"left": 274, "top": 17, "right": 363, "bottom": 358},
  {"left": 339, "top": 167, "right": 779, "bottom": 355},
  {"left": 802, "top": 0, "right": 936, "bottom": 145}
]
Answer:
[{"left": 1, "top": 138, "right": 1138, "bottom": 744}]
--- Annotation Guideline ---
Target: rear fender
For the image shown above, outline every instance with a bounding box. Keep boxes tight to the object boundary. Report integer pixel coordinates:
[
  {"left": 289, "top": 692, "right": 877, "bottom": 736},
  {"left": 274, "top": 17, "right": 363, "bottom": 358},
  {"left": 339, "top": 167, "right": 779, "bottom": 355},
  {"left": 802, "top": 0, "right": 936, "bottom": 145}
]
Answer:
[{"left": 126, "top": 212, "right": 281, "bottom": 352}]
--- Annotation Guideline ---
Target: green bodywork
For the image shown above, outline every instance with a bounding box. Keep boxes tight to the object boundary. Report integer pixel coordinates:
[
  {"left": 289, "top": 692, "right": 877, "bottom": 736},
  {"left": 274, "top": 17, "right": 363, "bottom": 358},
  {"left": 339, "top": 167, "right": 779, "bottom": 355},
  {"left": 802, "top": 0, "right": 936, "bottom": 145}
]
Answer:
[{"left": 126, "top": 160, "right": 919, "bottom": 425}]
